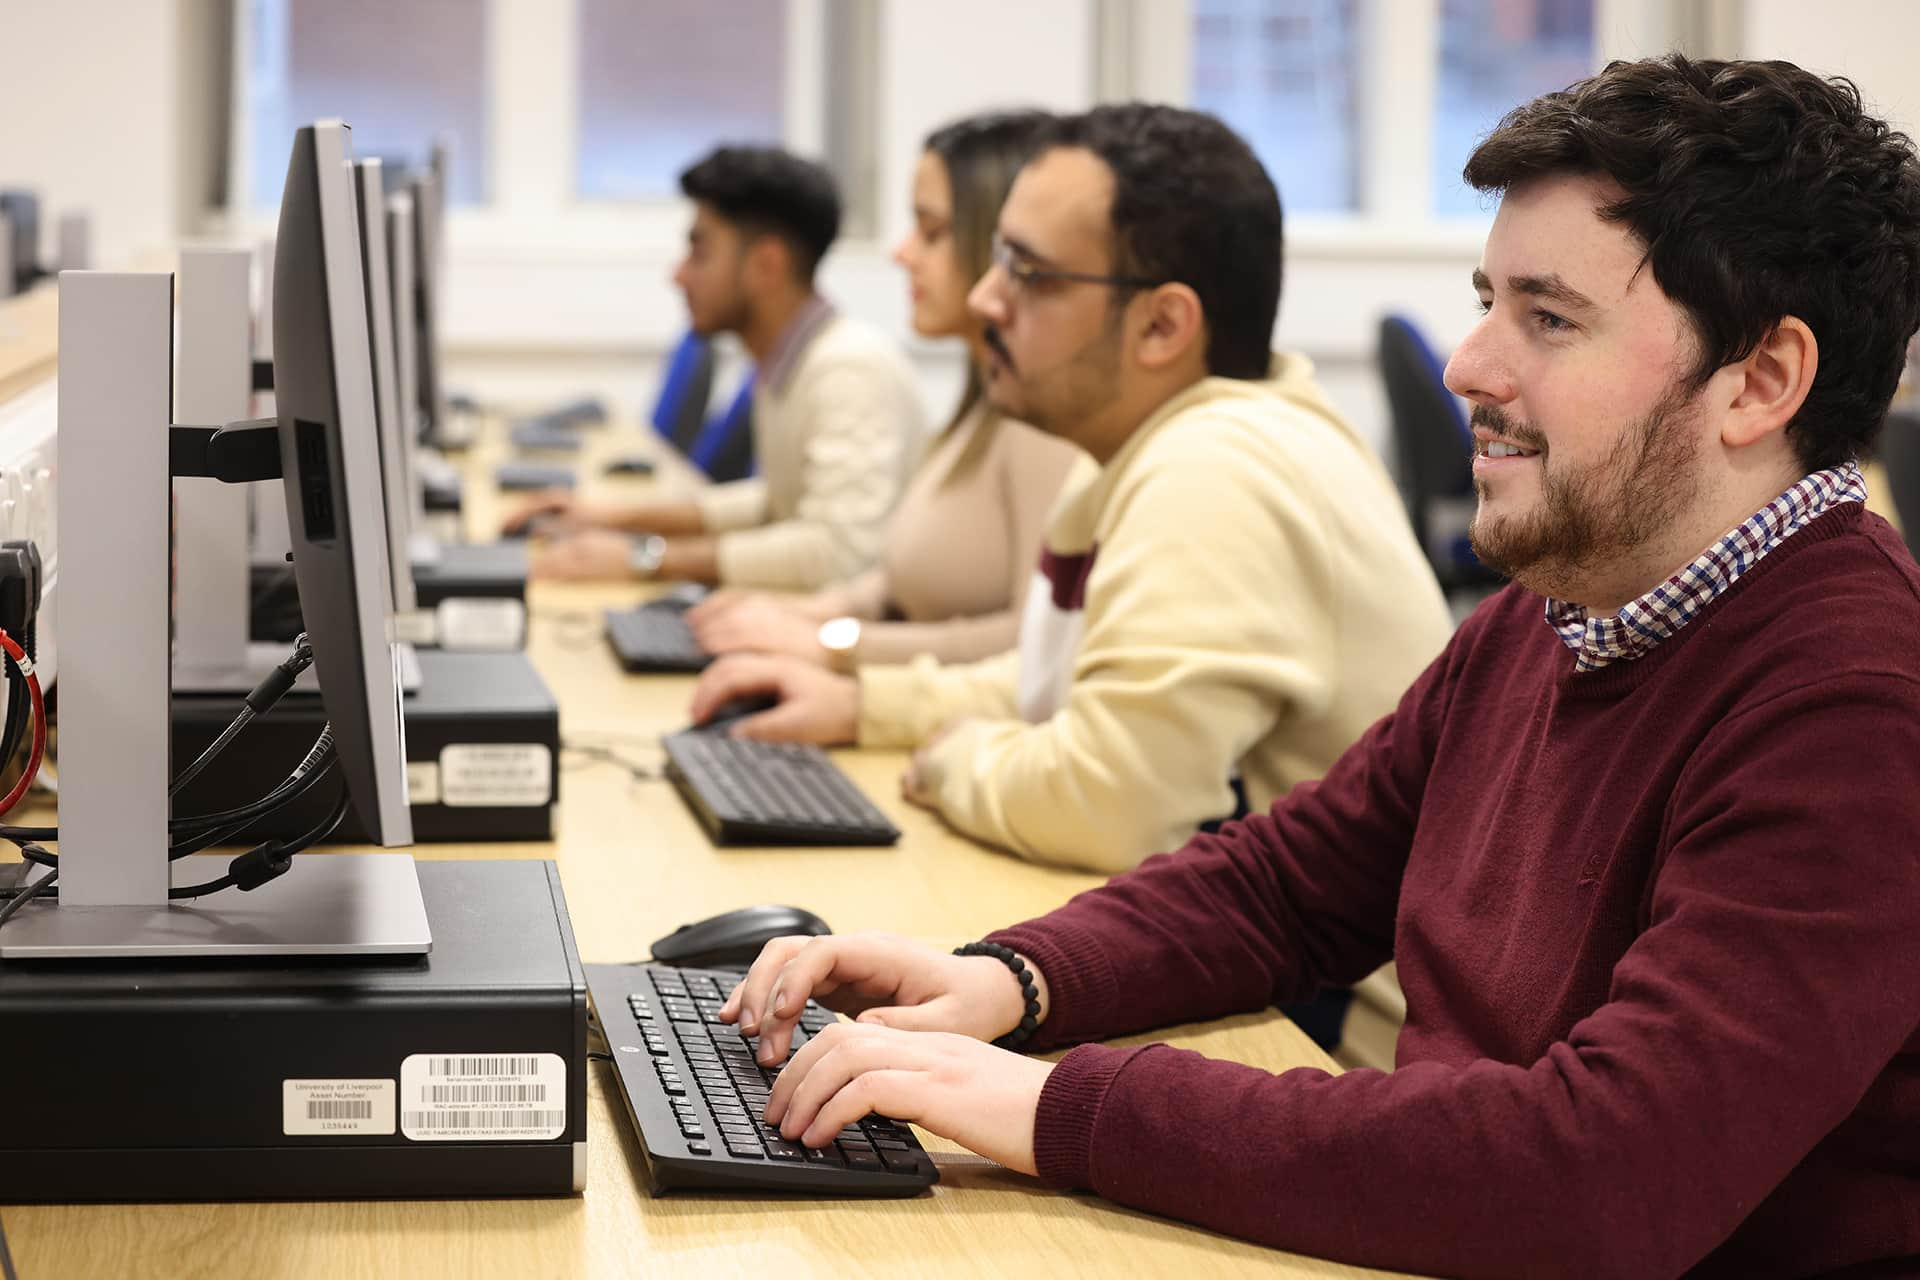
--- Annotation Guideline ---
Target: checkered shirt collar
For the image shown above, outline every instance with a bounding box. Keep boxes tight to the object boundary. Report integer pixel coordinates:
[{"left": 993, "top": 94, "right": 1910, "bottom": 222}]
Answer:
[{"left": 1545, "top": 462, "right": 1867, "bottom": 672}]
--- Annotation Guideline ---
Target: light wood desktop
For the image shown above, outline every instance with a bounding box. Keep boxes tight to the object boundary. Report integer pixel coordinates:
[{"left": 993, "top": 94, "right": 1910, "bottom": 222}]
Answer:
[
  {"left": 0, "top": 339, "right": 1407, "bottom": 1275},
  {"left": 0, "top": 283, "right": 58, "bottom": 403}
]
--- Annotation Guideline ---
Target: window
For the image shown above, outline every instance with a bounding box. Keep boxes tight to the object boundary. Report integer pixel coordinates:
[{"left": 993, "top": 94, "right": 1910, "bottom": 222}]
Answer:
[
  {"left": 1188, "top": 0, "right": 1364, "bottom": 215},
  {"left": 243, "top": 0, "right": 488, "bottom": 208},
  {"left": 576, "top": 0, "right": 788, "bottom": 201},
  {"left": 1432, "top": 0, "right": 1595, "bottom": 215}
]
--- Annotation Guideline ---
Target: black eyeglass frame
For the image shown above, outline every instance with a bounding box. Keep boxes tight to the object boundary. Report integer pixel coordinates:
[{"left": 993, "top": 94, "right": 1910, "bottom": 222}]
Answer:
[{"left": 989, "top": 233, "right": 1164, "bottom": 293}]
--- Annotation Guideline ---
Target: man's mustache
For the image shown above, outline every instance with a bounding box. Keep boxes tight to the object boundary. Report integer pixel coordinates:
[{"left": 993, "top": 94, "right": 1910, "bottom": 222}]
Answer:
[
  {"left": 1469, "top": 404, "right": 1548, "bottom": 453},
  {"left": 983, "top": 325, "right": 1017, "bottom": 375}
]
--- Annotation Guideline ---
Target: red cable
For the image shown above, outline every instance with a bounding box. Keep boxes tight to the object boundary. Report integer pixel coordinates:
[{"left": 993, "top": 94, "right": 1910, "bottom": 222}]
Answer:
[{"left": 0, "top": 626, "right": 46, "bottom": 817}]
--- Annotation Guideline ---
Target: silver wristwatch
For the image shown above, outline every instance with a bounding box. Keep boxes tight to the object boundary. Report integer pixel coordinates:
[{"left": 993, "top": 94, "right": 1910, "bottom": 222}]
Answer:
[{"left": 628, "top": 534, "right": 668, "bottom": 579}]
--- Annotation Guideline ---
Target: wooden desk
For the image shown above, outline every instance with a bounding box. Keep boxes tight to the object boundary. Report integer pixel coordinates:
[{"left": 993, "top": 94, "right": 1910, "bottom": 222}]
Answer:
[
  {"left": 0, "top": 283, "right": 58, "bottom": 404},
  {"left": 1, "top": 418, "right": 1412, "bottom": 1278}
]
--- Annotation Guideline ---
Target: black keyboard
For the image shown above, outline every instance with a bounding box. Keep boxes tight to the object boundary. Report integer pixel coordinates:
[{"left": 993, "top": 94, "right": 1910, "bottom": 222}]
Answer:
[
  {"left": 585, "top": 963, "right": 938, "bottom": 1195},
  {"left": 605, "top": 604, "right": 712, "bottom": 673},
  {"left": 495, "top": 462, "right": 577, "bottom": 491},
  {"left": 663, "top": 730, "right": 901, "bottom": 846},
  {"left": 510, "top": 421, "right": 584, "bottom": 452}
]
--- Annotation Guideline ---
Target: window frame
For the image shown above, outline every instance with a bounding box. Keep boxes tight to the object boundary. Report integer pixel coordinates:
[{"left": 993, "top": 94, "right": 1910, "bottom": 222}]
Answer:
[
  {"left": 1101, "top": 0, "right": 1694, "bottom": 252},
  {"left": 220, "top": 0, "right": 862, "bottom": 262}
]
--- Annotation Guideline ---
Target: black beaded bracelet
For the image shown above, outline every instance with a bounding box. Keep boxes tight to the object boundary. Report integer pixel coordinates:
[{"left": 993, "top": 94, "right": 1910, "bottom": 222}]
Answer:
[{"left": 954, "top": 941, "right": 1043, "bottom": 1050}]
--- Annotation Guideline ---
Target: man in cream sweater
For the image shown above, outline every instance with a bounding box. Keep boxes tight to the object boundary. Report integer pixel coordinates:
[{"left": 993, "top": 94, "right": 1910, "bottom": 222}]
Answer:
[
  {"left": 508, "top": 146, "right": 924, "bottom": 589},
  {"left": 691, "top": 106, "right": 1451, "bottom": 873}
]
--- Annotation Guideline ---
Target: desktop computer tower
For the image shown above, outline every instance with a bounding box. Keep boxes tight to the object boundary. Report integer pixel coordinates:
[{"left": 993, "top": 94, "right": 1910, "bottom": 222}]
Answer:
[
  {"left": 172, "top": 649, "right": 560, "bottom": 843},
  {"left": 252, "top": 541, "right": 529, "bottom": 649},
  {"left": 0, "top": 860, "right": 588, "bottom": 1201}
]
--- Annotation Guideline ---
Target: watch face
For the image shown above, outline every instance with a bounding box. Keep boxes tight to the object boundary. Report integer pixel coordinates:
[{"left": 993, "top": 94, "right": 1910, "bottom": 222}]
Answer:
[{"left": 819, "top": 616, "right": 860, "bottom": 651}]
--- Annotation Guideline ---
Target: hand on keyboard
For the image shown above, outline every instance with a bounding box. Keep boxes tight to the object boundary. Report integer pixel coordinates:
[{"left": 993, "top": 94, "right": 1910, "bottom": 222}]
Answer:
[
  {"left": 687, "top": 594, "right": 833, "bottom": 662},
  {"left": 764, "top": 1020, "right": 1055, "bottom": 1177},
  {"left": 688, "top": 654, "right": 858, "bottom": 745},
  {"left": 718, "top": 932, "right": 1046, "bottom": 1066},
  {"left": 529, "top": 528, "right": 636, "bottom": 582}
]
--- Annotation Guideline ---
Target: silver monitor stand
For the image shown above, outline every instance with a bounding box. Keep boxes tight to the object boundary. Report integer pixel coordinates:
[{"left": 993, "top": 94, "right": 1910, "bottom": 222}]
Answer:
[{"left": 0, "top": 270, "right": 430, "bottom": 960}]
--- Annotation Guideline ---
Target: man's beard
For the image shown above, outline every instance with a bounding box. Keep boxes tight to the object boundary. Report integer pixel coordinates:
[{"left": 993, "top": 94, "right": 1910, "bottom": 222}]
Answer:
[
  {"left": 989, "top": 315, "right": 1125, "bottom": 438},
  {"left": 1468, "top": 379, "right": 1703, "bottom": 600}
]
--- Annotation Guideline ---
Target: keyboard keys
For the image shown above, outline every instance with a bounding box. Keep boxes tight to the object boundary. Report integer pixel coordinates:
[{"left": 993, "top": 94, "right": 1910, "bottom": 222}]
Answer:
[
  {"left": 605, "top": 606, "right": 711, "bottom": 673},
  {"left": 590, "top": 964, "right": 936, "bottom": 1192},
  {"left": 662, "top": 733, "right": 901, "bottom": 847},
  {"left": 840, "top": 1144, "right": 884, "bottom": 1171},
  {"left": 878, "top": 1145, "right": 926, "bottom": 1173}
]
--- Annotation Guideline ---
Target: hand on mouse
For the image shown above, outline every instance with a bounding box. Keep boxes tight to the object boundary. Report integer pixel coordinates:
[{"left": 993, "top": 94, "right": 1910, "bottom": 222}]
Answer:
[
  {"left": 687, "top": 654, "right": 858, "bottom": 744},
  {"left": 716, "top": 931, "right": 1049, "bottom": 1067},
  {"left": 500, "top": 488, "right": 577, "bottom": 536}
]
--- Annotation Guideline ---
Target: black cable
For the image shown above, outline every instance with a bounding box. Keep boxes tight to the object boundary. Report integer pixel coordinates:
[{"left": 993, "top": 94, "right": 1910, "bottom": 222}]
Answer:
[
  {"left": 166, "top": 735, "right": 336, "bottom": 842},
  {"left": 565, "top": 729, "right": 669, "bottom": 749},
  {"left": 0, "top": 728, "right": 337, "bottom": 859},
  {"left": 170, "top": 782, "right": 350, "bottom": 900},
  {"left": 537, "top": 608, "right": 605, "bottom": 652},
  {"left": 170, "top": 706, "right": 258, "bottom": 798},
  {"left": 165, "top": 755, "right": 339, "bottom": 859},
  {"left": 170, "top": 633, "right": 316, "bottom": 798},
  {"left": 0, "top": 659, "right": 25, "bottom": 776},
  {"left": 0, "top": 864, "right": 56, "bottom": 932},
  {"left": 560, "top": 743, "right": 659, "bottom": 782},
  {"left": 0, "top": 1208, "right": 17, "bottom": 1280}
]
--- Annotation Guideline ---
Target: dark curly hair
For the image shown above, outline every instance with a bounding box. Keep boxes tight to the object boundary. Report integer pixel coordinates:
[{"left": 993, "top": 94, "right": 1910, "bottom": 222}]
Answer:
[
  {"left": 1036, "top": 104, "right": 1281, "bottom": 380},
  {"left": 1464, "top": 54, "right": 1920, "bottom": 471},
  {"left": 679, "top": 146, "right": 841, "bottom": 283}
]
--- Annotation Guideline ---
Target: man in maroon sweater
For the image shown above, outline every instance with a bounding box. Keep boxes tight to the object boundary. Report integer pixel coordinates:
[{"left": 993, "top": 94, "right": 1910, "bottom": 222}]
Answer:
[{"left": 717, "top": 57, "right": 1920, "bottom": 1278}]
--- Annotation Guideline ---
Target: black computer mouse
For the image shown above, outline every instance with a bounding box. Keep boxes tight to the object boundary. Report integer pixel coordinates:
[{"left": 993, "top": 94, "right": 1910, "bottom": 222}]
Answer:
[
  {"left": 645, "top": 582, "right": 710, "bottom": 613},
  {"left": 649, "top": 904, "right": 832, "bottom": 969},
  {"left": 691, "top": 692, "right": 780, "bottom": 734}
]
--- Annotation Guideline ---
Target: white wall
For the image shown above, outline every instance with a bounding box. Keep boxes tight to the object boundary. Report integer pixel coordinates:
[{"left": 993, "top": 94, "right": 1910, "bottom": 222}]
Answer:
[
  {"left": 16, "top": 0, "right": 1920, "bottom": 457},
  {"left": 0, "top": 0, "right": 185, "bottom": 271},
  {"left": 1742, "top": 0, "right": 1920, "bottom": 134}
]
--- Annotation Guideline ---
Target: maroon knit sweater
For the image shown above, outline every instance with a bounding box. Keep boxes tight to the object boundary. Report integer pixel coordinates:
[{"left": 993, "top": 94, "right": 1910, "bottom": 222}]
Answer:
[{"left": 989, "top": 505, "right": 1920, "bottom": 1279}]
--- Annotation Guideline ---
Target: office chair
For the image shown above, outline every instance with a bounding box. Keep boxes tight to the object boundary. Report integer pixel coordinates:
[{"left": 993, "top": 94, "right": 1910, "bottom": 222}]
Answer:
[
  {"left": 649, "top": 330, "right": 717, "bottom": 454},
  {"left": 688, "top": 374, "right": 757, "bottom": 485},
  {"left": 1879, "top": 409, "right": 1920, "bottom": 559},
  {"left": 1377, "top": 314, "right": 1501, "bottom": 592}
]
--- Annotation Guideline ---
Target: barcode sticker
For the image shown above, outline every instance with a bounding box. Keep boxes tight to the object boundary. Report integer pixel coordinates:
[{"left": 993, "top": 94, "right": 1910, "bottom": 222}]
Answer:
[
  {"left": 407, "top": 760, "right": 441, "bottom": 806},
  {"left": 436, "top": 597, "right": 526, "bottom": 651},
  {"left": 438, "top": 744, "right": 552, "bottom": 808},
  {"left": 393, "top": 609, "right": 438, "bottom": 646},
  {"left": 399, "top": 1052, "right": 566, "bottom": 1142},
  {"left": 282, "top": 1079, "right": 396, "bottom": 1136}
]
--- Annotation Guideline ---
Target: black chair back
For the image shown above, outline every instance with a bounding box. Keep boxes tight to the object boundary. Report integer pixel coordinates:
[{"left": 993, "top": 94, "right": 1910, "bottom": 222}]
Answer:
[
  {"left": 1377, "top": 315, "right": 1494, "bottom": 588},
  {"left": 1880, "top": 410, "right": 1920, "bottom": 559}
]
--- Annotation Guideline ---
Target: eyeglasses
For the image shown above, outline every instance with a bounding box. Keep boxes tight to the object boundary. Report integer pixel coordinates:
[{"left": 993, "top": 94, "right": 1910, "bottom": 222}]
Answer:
[{"left": 989, "top": 233, "right": 1163, "bottom": 295}]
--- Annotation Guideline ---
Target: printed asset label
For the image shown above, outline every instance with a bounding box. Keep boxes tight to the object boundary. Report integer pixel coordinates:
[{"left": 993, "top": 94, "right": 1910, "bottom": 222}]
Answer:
[
  {"left": 438, "top": 743, "right": 552, "bottom": 807},
  {"left": 282, "top": 1078, "right": 397, "bottom": 1136}
]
